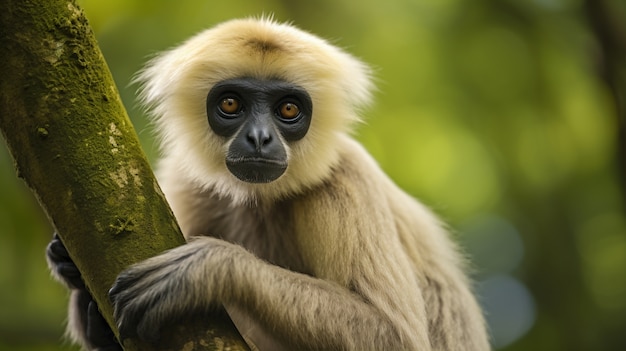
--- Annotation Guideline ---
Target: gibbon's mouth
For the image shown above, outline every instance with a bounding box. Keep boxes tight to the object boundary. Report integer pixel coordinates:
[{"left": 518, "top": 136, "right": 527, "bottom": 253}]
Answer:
[{"left": 225, "top": 157, "right": 288, "bottom": 183}]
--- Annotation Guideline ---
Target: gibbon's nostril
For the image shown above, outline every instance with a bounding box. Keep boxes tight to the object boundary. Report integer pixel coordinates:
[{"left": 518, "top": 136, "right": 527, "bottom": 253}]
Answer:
[{"left": 247, "top": 127, "right": 272, "bottom": 149}]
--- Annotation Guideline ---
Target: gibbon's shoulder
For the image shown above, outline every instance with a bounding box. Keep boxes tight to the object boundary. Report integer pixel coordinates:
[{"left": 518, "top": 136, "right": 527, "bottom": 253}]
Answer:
[{"left": 319, "top": 136, "right": 395, "bottom": 193}]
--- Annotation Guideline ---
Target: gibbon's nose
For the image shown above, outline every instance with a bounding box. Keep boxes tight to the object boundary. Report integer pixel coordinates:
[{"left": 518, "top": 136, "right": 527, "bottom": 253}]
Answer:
[{"left": 247, "top": 125, "right": 273, "bottom": 151}]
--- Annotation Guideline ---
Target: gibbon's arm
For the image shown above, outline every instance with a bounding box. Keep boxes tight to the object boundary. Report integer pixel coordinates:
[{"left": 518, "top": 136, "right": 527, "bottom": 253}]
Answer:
[
  {"left": 109, "top": 138, "right": 431, "bottom": 350},
  {"left": 110, "top": 237, "right": 427, "bottom": 350}
]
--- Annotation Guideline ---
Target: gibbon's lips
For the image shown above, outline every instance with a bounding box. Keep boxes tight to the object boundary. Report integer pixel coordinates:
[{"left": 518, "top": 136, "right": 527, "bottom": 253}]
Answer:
[{"left": 225, "top": 157, "right": 288, "bottom": 183}]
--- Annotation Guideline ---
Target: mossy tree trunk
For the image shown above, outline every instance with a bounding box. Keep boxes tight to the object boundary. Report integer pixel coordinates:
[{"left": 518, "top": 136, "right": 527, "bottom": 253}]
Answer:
[{"left": 0, "top": 1, "right": 249, "bottom": 350}]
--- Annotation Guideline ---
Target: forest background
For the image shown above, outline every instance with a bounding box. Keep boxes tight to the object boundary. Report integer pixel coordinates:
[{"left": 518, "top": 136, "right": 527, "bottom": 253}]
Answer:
[{"left": 1, "top": 0, "right": 625, "bottom": 350}]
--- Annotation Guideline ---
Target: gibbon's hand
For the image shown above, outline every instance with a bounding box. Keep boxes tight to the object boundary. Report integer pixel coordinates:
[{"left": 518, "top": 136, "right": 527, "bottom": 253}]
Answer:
[
  {"left": 86, "top": 301, "right": 124, "bottom": 351},
  {"left": 109, "top": 237, "right": 237, "bottom": 343},
  {"left": 46, "top": 234, "right": 123, "bottom": 351},
  {"left": 46, "top": 233, "right": 85, "bottom": 290}
]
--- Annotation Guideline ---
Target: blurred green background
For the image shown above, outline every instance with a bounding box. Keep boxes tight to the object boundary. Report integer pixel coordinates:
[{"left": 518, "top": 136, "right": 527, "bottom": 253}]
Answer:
[{"left": 2, "top": 0, "right": 625, "bottom": 350}]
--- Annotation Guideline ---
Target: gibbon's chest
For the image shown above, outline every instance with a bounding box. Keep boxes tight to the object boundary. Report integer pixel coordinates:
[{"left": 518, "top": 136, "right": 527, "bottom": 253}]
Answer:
[{"left": 207, "top": 200, "right": 310, "bottom": 274}]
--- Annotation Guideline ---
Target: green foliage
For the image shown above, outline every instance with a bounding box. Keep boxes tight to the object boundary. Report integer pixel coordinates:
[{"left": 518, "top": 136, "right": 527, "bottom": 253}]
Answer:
[{"left": 1, "top": 0, "right": 624, "bottom": 350}]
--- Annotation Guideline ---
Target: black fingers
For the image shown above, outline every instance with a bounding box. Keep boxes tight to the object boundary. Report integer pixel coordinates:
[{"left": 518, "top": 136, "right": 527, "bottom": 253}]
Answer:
[
  {"left": 109, "top": 272, "right": 153, "bottom": 342},
  {"left": 108, "top": 246, "right": 210, "bottom": 344},
  {"left": 46, "top": 233, "right": 85, "bottom": 290},
  {"left": 48, "top": 233, "right": 123, "bottom": 350},
  {"left": 87, "top": 301, "right": 123, "bottom": 351}
]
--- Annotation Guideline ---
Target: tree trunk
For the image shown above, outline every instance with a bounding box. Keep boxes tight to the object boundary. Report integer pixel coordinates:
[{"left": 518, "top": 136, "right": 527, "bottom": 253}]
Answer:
[{"left": 0, "top": 1, "right": 249, "bottom": 350}]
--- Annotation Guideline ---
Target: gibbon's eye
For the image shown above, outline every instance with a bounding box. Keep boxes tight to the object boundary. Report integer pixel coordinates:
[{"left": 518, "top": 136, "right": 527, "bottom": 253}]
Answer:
[
  {"left": 278, "top": 102, "right": 300, "bottom": 120},
  {"left": 219, "top": 97, "right": 241, "bottom": 115}
]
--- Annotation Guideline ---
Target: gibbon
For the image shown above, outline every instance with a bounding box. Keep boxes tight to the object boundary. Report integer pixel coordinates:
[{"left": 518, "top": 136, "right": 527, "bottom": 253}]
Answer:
[{"left": 47, "top": 17, "right": 490, "bottom": 351}]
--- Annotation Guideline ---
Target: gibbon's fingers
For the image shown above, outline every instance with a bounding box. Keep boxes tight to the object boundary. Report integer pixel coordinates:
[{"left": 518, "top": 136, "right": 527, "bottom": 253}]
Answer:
[{"left": 46, "top": 234, "right": 85, "bottom": 290}]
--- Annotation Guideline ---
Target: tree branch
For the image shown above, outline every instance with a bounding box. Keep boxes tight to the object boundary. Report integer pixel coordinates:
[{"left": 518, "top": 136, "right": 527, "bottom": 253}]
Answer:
[{"left": 0, "top": 1, "right": 249, "bottom": 350}]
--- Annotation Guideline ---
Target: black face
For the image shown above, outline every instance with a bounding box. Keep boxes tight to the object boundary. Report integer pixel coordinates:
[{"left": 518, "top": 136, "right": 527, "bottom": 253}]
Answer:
[{"left": 206, "top": 78, "right": 313, "bottom": 183}]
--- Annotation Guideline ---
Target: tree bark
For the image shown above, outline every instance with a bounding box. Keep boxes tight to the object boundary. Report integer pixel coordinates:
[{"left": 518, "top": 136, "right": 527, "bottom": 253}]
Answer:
[{"left": 0, "top": 1, "right": 249, "bottom": 350}]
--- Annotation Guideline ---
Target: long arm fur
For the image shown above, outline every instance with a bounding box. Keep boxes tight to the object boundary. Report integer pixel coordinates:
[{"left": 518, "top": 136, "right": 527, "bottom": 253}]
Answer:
[{"left": 112, "top": 237, "right": 418, "bottom": 349}]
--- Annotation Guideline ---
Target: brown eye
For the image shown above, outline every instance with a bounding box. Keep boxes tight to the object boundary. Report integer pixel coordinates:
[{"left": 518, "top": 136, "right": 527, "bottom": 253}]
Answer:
[
  {"left": 219, "top": 98, "right": 240, "bottom": 115},
  {"left": 279, "top": 102, "right": 300, "bottom": 120}
]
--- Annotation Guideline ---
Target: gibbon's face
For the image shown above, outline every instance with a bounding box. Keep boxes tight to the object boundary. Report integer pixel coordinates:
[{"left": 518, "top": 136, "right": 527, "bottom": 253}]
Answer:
[
  {"left": 138, "top": 19, "right": 373, "bottom": 201},
  {"left": 206, "top": 77, "right": 313, "bottom": 183}
]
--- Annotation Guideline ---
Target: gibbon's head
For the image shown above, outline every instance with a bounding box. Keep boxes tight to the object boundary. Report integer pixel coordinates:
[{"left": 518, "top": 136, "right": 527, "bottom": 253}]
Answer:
[{"left": 137, "top": 18, "right": 373, "bottom": 204}]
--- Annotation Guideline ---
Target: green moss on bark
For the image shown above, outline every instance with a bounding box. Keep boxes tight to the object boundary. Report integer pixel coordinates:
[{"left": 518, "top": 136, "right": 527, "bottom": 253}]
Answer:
[{"left": 0, "top": 1, "right": 249, "bottom": 350}]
